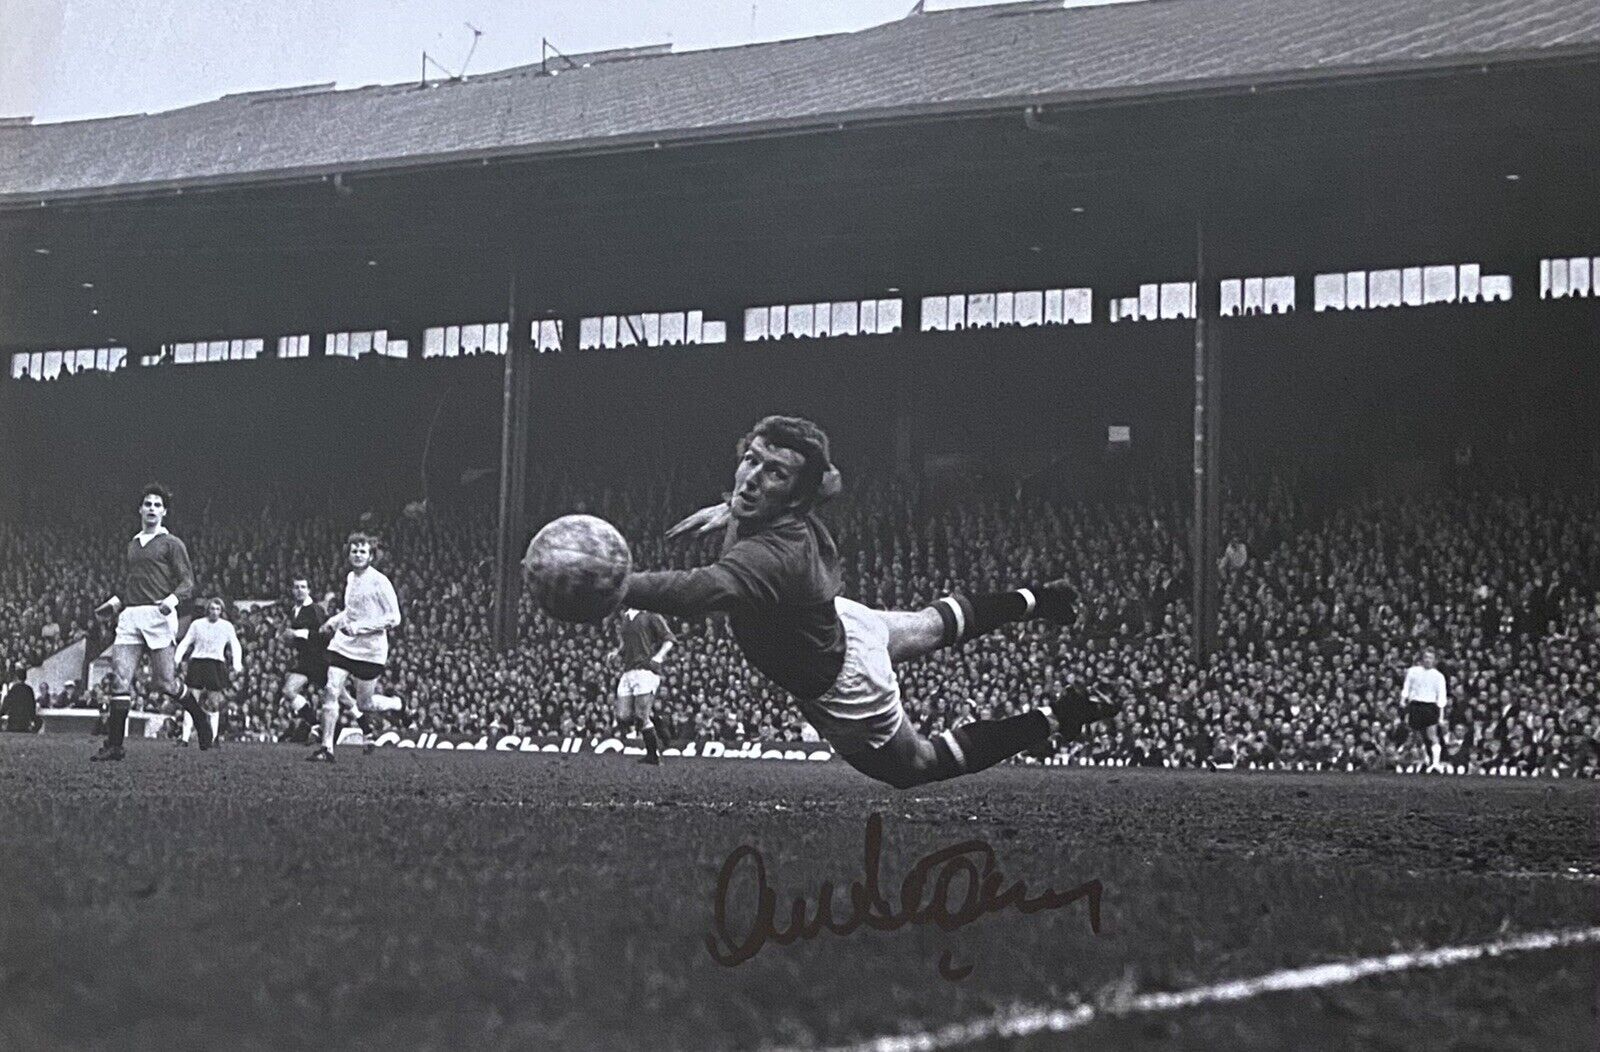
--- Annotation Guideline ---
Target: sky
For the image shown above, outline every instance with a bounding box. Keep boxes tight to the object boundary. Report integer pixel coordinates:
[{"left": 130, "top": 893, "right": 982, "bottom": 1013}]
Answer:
[{"left": 0, "top": 0, "right": 1141, "bottom": 124}]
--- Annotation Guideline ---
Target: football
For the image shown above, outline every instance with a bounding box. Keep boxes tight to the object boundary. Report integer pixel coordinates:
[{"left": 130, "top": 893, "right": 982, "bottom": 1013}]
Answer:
[{"left": 522, "top": 514, "right": 632, "bottom": 623}]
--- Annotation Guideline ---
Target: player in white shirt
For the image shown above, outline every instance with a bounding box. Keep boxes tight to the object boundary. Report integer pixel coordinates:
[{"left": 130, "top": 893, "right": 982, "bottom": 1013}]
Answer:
[
  {"left": 278, "top": 580, "right": 363, "bottom": 745},
  {"left": 1400, "top": 647, "right": 1449, "bottom": 772},
  {"left": 307, "top": 532, "right": 403, "bottom": 762},
  {"left": 174, "top": 596, "right": 243, "bottom": 747}
]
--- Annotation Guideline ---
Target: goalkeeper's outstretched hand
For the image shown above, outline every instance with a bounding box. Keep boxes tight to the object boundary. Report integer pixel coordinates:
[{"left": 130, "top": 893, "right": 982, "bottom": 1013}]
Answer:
[{"left": 665, "top": 499, "right": 732, "bottom": 542}]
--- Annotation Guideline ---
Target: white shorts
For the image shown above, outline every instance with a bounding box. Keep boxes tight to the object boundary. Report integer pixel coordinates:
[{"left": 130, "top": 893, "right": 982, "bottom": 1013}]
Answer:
[
  {"left": 797, "top": 597, "right": 906, "bottom": 756},
  {"left": 114, "top": 605, "right": 179, "bottom": 649},
  {"left": 617, "top": 669, "right": 661, "bottom": 697}
]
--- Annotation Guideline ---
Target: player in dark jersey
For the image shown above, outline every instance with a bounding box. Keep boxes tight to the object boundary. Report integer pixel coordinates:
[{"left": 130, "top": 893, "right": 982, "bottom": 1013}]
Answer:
[
  {"left": 610, "top": 608, "right": 677, "bottom": 765},
  {"left": 90, "top": 483, "right": 215, "bottom": 761},
  {"left": 622, "top": 416, "right": 1117, "bottom": 789},
  {"left": 278, "top": 577, "right": 329, "bottom": 743}
]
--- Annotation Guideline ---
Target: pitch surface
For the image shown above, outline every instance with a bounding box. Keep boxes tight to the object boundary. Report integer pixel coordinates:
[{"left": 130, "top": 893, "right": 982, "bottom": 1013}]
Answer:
[{"left": 1, "top": 736, "right": 1594, "bottom": 1050}]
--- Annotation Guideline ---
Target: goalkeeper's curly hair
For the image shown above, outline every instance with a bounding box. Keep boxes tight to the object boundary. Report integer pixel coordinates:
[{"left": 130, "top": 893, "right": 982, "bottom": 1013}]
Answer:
[{"left": 738, "top": 415, "right": 843, "bottom": 509}]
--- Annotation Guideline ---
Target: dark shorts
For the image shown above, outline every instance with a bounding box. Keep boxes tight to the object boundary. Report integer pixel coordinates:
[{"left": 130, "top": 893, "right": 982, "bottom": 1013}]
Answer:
[
  {"left": 1407, "top": 702, "right": 1441, "bottom": 732},
  {"left": 185, "top": 658, "right": 230, "bottom": 691},
  {"left": 291, "top": 659, "right": 329, "bottom": 687},
  {"left": 327, "top": 651, "right": 385, "bottom": 683}
]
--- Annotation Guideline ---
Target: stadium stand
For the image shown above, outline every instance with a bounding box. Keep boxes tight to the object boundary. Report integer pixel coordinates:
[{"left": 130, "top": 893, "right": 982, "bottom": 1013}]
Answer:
[{"left": 4, "top": 457, "right": 1595, "bottom": 775}]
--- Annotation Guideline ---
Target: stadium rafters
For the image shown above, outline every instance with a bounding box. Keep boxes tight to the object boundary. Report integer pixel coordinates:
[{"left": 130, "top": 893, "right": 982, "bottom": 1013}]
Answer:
[{"left": 0, "top": 0, "right": 1597, "bottom": 205}]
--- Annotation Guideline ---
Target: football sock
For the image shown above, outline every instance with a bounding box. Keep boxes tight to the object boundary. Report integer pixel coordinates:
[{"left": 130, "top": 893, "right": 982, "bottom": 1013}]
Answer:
[
  {"left": 208, "top": 710, "right": 221, "bottom": 741},
  {"left": 1429, "top": 741, "right": 1442, "bottom": 768},
  {"left": 107, "top": 695, "right": 131, "bottom": 749},
  {"left": 169, "top": 686, "right": 212, "bottom": 746},
  {"left": 931, "top": 590, "right": 1038, "bottom": 646},
  {"left": 320, "top": 699, "right": 340, "bottom": 750},
  {"left": 640, "top": 718, "right": 659, "bottom": 758},
  {"left": 181, "top": 710, "right": 194, "bottom": 743},
  {"left": 934, "top": 709, "right": 1055, "bottom": 777}
]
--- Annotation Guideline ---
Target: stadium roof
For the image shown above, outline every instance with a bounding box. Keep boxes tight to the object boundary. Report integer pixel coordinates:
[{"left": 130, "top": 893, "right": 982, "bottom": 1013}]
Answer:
[{"left": 2, "top": 0, "right": 1598, "bottom": 203}]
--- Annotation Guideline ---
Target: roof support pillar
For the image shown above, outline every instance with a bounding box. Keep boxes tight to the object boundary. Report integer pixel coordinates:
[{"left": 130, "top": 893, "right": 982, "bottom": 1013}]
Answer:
[
  {"left": 493, "top": 253, "right": 534, "bottom": 651},
  {"left": 895, "top": 295, "right": 931, "bottom": 493},
  {"left": 1190, "top": 218, "right": 1222, "bottom": 665}
]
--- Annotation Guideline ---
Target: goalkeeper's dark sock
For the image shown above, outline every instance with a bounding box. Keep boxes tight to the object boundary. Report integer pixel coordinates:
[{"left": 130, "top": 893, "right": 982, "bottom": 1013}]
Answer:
[
  {"left": 934, "top": 710, "right": 1056, "bottom": 777},
  {"left": 930, "top": 590, "right": 1037, "bottom": 646},
  {"left": 640, "top": 720, "right": 659, "bottom": 758}
]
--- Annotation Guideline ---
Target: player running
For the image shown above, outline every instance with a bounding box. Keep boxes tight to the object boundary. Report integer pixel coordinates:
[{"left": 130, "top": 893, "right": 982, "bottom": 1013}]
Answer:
[
  {"left": 307, "top": 532, "right": 403, "bottom": 763},
  {"left": 90, "top": 483, "right": 215, "bottom": 761},
  {"left": 611, "top": 607, "right": 677, "bottom": 765},
  {"left": 174, "top": 596, "right": 243, "bottom": 747},
  {"left": 620, "top": 415, "right": 1117, "bottom": 789},
  {"left": 279, "top": 577, "right": 330, "bottom": 743}
]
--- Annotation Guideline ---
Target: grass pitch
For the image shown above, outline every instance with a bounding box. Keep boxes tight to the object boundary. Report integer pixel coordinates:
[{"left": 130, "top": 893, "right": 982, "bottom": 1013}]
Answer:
[{"left": 0, "top": 735, "right": 1594, "bottom": 1050}]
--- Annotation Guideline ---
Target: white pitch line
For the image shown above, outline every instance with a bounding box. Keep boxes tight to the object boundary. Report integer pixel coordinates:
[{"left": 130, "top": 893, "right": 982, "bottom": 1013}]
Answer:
[
  {"left": 1490, "top": 870, "right": 1600, "bottom": 884},
  {"left": 810, "top": 925, "right": 1600, "bottom": 1052}
]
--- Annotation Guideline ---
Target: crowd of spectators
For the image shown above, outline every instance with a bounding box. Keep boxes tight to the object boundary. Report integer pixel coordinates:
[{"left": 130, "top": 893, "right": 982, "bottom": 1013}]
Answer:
[
  {"left": 0, "top": 519, "right": 122, "bottom": 681},
  {"left": 2, "top": 468, "right": 1596, "bottom": 776}
]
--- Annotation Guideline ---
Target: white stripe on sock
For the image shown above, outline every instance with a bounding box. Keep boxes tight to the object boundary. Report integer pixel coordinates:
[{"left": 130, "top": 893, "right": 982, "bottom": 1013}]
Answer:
[
  {"left": 939, "top": 730, "right": 968, "bottom": 772},
  {"left": 939, "top": 597, "right": 967, "bottom": 640}
]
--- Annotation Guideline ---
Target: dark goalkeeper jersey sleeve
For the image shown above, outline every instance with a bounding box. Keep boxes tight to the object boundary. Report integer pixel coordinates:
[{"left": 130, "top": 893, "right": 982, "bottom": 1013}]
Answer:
[
  {"left": 624, "top": 515, "right": 845, "bottom": 700},
  {"left": 624, "top": 531, "right": 788, "bottom": 618}
]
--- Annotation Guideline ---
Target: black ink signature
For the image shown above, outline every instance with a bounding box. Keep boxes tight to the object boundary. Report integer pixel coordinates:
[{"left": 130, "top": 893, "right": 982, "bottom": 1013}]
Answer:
[{"left": 706, "top": 812, "right": 1102, "bottom": 980}]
